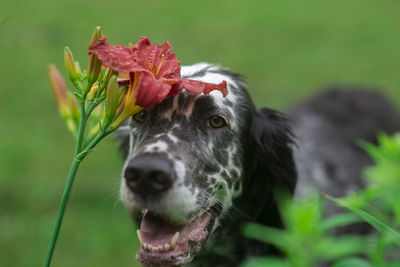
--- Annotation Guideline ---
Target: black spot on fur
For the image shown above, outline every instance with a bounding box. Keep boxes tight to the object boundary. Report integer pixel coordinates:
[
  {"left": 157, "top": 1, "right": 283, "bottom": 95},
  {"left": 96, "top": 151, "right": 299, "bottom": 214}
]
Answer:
[
  {"left": 156, "top": 97, "right": 174, "bottom": 114},
  {"left": 210, "top": 177, "right": 217, "bottom": 185},
  {"left": 204, "top": 164, "right": 220, "bottom": 174},
  {"left": 223, "top": 99, "right": 234, "bottom": 108},
  {"left": 220, "top": 170, "right": 233, "bottom": 187},
  {"left": 229, "top": 170, "right": 239, "bottom": 180},
  {"left": 233, "top": 155, "right": 240, "bottom": 166},
  {"left": 213, "top": 147, "right": 229, "bottom": 166},
  {"left": 192, "top": 96, "right": 218, "bottom": 119},
  {"left": 234, "top": 181, "right": 241, "bottom": 191}
]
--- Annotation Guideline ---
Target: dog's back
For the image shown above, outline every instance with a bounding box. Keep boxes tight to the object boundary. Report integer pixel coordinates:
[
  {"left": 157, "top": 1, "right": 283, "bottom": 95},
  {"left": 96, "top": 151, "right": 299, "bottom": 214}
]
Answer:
[{"left": 289, "top": 87, "right": 400, "bottom": 221}]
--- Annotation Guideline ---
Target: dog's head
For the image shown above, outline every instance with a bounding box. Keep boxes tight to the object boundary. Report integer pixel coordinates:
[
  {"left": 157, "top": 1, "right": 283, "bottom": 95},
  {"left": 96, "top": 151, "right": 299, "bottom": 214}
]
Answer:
[{"left": 118, "top": 63, "right": 296, "bottom": 266}]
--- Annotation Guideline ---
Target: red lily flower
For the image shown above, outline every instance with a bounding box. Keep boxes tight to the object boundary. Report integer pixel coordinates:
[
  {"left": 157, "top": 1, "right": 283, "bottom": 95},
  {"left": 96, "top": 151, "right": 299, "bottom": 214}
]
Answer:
[{"left": 88, "top": 36, "right": 228, "bottom": 109}]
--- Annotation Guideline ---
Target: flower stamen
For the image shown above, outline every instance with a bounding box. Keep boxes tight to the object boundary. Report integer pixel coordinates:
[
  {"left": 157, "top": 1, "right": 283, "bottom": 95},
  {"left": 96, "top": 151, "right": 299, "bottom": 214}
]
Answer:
[
  {"left": 155, "top": 54, "right": 165, "bottom": 78},
  {"left": 144, "top": 59, "right": 151, "bottom": 72}
]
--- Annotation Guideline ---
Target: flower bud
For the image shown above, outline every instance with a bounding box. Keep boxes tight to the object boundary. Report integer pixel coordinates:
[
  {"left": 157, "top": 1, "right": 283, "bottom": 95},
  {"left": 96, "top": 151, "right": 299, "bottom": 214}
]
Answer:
[
  {"left": 117, "top": 86, "right": 127, "bottom": 107},
  {"left": 64, "top": 47, "right": 81, "bottom": 85},
  {"left": 65, "top": 118, "right": 77, "bottom": 134},
  {"left": 90, "top": 26, "right": 103, "bottom": 47},
  {"left": 49, "top": 64, "right": 69, "bottom": 119},
  {"left": 49, "top": 65, "right": 78, "bottom": 135},
  {"left": 67, "top": 92, "right": 80, "bottom": 122},
  {"left": 105, "top": 75, "right": 119, "bottom": 122},
  {"left": 87, "top": 26, "right": 103, "bottom": 83},
  {"left": 87, "top": 83, "right": 99, "bottom": 101},
  {"left": 109, "top": 105, "right": 142, "bottom": 131},
  {"left": 74, "top": 61, "right": 82, "bottom": 75},
  {"left": 103, "top": 67, "right": 118, "bottom": 86},
  {"left": 86, "top": 104, "right": 106, "bottom": 139}
]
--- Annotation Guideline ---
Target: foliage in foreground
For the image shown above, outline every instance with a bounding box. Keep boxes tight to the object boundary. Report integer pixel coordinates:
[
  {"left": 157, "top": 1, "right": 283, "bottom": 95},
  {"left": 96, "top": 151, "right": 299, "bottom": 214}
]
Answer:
[{"left": 242, "top": 133, "right": 400, "bottom": 267}]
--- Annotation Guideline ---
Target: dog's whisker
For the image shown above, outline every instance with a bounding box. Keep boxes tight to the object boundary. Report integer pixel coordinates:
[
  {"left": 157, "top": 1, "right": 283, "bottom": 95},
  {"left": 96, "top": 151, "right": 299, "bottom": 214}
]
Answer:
[{"left": 230, "top": 204, "right": 253, "bottom": 221}]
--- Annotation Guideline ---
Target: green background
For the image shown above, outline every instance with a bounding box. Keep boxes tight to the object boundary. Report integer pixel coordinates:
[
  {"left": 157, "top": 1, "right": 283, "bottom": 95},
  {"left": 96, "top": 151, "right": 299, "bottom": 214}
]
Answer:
[{"left": 1, "top": 0, "right": 399, "bottom": 266}]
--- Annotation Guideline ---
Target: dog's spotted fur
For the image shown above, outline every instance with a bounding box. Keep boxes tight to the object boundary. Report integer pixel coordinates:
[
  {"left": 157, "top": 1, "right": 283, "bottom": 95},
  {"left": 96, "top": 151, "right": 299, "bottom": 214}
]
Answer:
[
  {"left": 118, "top": 63, "right": 400, "bottom": 266},
  {"left": 120, "top": 64, "right": 251, "bottom": 228}
]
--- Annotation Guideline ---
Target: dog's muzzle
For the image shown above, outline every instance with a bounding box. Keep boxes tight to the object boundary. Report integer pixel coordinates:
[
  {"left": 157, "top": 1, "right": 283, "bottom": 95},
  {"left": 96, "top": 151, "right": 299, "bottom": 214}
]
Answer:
[{"left": 122, "top": 154, "right": 218, "bottom": 266}]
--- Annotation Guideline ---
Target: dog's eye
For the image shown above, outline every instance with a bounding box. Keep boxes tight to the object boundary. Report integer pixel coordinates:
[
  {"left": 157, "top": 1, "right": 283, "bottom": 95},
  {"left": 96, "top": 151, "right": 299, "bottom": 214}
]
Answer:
[
  {"left": 133, "top": 110, "right": 149, "bottom": 123},
  {"left": 208, "top": 115, "right": 227, "bottom": 128}
]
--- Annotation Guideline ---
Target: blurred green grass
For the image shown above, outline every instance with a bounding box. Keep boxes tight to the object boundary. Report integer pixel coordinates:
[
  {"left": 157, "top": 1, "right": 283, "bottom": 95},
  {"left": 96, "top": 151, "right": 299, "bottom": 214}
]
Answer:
[{"left": 0, "top": 0, "right": 399, "bottom": 266}]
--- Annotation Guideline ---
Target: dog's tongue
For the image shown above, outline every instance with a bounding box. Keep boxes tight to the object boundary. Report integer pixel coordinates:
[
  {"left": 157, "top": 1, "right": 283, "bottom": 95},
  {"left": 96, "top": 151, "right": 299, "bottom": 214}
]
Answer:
[{"left": 140, "top": 212, "right": 183, "bottom": 247}]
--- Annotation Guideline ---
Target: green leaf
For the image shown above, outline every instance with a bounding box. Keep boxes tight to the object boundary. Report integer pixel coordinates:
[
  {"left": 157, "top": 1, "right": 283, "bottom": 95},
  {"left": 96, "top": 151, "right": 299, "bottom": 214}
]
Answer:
[
  {"left": 242, "top": 223, "right": 291, "bottom": 251},
  {"left": 327, "top": 195, "right": 400, "bottom": 247},
  {"left": 72, "top": 91, "right": 83, "bottom": 101},
  {"left": 331, "top": 257, "right": 372, "bottom": 267},
  {"left": 276, "top": 191, "right": 323, "bottom": 234},
  {"left": 320, "top": 213, "right": 363, "bottom": 231},
  {"left": 240, "top": 257, "right": 289, "bottom": 267},
  {"left": 91, "top": 95, "right": 106, "bottom": 107},
  {"left": 316, "top": 236, "right": 368, "bottom": 260}
]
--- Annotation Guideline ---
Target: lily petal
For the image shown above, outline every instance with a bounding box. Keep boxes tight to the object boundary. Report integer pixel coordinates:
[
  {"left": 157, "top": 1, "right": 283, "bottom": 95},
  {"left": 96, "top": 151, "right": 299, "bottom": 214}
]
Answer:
[
  {"left": 135, "top": 72, "right": 172, "bottom": 108},
  {"left": 89, "top": 37, "right": 145, "bottom": 73},
  {"left": 181, "top": 79, "right": 228, "bottom": 96},
  {"left": 166, "top": 83, "right": 183, "bottom": 97},
  {"left": 132, "top": 37, "right": 181, "bottom": 80}
]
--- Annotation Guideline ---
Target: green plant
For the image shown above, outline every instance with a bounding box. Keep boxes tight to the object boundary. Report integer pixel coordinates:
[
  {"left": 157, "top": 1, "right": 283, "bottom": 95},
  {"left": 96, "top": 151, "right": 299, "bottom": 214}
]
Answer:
[
  {"left": 242, "top": 133, "right": 400, "bottom": 267},
  {"left": 242, "top": 193, "right": 367, "bottom": 267},
  {"left": 330, "top": 133, "right": 400, "bottom": 266}
]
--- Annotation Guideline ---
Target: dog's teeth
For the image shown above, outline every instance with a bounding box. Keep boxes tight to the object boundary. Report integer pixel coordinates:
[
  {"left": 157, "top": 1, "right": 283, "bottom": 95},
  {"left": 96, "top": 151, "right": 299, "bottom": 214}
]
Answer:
[
  {"left": 171, "top": 232, "right": 179, "bottom": 247},
  {"left": 136, "top": 230, "right": 143, "bottom": 244},
  {"left": 143, "top": 241, "right": 173, "bottom": 252}
]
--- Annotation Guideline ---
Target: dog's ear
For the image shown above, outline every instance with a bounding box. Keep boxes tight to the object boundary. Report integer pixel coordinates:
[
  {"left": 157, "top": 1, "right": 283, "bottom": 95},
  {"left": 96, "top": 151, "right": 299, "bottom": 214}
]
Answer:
[
  {"left": 249, "top": 108, "right": 297, "bottom": 192},
  {"left": 239, "top": 107, "right": 297, "bottom": 226}
]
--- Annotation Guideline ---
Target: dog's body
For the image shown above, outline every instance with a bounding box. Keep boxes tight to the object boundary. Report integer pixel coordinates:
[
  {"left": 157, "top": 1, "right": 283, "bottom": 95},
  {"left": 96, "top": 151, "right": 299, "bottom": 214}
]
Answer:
[
  {"left": 291, "top": 88, "right": 400, "bottom": 227},
  {"left": 118, "top": 63, "right": 400, "bottom": 266}
]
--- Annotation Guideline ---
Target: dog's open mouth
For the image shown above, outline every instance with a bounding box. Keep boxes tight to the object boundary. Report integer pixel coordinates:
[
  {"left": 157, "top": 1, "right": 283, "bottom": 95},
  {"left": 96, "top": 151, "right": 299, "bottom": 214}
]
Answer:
[{"left": 136, "top": 209, "right": 216, "bottom": 266}]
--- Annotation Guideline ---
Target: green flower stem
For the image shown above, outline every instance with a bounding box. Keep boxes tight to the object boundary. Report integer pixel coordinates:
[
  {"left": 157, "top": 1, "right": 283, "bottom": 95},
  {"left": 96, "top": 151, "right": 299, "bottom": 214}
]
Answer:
[
  {"left": 82, "top": 129, "right": 112, "bottom": 157},
  {"left": 43, "top": 68, "right": 117, "bottom": 266},
  {"left": 43, "top": 97, "right": 87, "bottom": 267},
  {"left": 43, "top": 149, "right": 82, "bottom": 267},
  {"left": 43, "top": 92, "right": 112, "bottom": 267}
]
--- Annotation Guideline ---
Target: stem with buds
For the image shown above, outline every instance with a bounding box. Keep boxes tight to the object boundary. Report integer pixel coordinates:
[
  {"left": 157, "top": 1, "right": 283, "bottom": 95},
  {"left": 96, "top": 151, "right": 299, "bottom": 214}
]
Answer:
[
  {"left": 45, "top": 26, "right": 146, "bottom": 267},
  {"left": 43, "top": 80, "right": 113, "bottom": 267},
  {"left": 44, "top": 27, "right": 120, "bottom": 267}
]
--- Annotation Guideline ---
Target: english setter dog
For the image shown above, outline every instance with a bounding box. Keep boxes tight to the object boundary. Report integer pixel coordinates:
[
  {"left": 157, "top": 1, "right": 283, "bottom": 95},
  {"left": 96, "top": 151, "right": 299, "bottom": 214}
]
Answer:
[{"left": 118, "top": 63, "right": 400, "bottom": 266}]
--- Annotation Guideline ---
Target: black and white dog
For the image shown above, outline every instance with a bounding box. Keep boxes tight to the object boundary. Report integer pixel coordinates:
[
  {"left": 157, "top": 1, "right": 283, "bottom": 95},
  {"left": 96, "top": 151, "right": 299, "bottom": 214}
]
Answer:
[{"left": 118, "top": 63, "right": 400, "bottom": 266}]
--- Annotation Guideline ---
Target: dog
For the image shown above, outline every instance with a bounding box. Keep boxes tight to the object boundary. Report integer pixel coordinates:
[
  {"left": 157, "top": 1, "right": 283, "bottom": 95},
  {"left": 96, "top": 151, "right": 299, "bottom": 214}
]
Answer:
[{"left": 117, "top": 63, "right": 400, "bottom": 266}]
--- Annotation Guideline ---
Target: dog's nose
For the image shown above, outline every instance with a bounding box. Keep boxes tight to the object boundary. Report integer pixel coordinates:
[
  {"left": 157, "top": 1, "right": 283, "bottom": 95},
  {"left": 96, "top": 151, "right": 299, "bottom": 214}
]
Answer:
[{"left": 124, "top": 156, "right": 174, "bottom": 198}]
